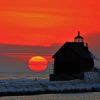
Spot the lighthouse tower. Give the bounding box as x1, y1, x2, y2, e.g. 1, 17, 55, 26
50, 31, 94, 81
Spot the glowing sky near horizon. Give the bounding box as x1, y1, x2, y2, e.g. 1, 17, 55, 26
0, 0, 100, 46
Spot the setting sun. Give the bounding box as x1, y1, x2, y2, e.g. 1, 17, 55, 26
28, 56, 48, 72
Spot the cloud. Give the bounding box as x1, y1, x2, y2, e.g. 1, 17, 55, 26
0, 43, 60, 54
84, 32, 100, 53
0, 44, 60, 73
84, 32, 100, 67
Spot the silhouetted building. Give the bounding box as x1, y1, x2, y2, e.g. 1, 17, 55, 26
50, 32, 94, 81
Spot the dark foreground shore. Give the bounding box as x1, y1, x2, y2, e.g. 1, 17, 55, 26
0, 88, 100, 97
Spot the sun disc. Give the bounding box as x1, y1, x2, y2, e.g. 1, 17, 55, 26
28, 56, 48, 72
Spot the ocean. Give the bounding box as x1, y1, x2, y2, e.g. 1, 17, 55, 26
0, 72, 49, 80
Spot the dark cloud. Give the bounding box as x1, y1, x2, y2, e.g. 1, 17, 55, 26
85, 32, 100, 67
0, 43, 61, 55
0, 44, 61, 73
85, 32, 100, 53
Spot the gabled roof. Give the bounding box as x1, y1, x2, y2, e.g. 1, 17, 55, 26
52, 42, 93, 59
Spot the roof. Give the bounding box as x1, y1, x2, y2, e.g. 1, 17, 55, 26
52, 42, 92, 59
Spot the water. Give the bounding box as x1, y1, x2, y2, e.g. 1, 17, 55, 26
0, 72, 49, 80
0, 92, 100, 100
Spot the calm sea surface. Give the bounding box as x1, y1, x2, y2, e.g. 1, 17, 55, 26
0, 72, 49, 79
0, 92, 100, 100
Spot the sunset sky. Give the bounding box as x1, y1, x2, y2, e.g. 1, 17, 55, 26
0, 0, 100, 73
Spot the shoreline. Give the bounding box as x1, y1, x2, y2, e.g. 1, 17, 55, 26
0, 79, 100, 97
0, 88, 100, 97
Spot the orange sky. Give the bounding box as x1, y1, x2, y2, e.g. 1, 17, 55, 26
0, 0, 100, 46
0, 0, 100, 73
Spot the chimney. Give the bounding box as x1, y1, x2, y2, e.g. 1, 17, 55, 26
85, 43, 88, 49
86, 43, 88, 47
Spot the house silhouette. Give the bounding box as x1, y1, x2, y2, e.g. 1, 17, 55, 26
50, 32, 94, 81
